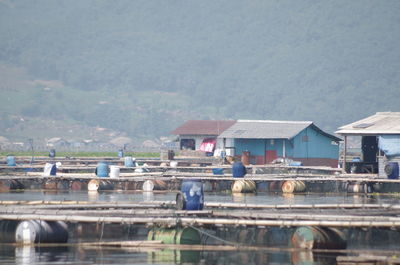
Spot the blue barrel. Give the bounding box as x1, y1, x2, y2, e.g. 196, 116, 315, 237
118, 149, 124, 158
212, 168, 224, 175
124, 156, 135, 167
49, 149, 56, 158
220, 151, 226, 159
95, 162, 109, 177
6, 156, 16, 166
181, 179, 204, 210
385, 162, 399, 179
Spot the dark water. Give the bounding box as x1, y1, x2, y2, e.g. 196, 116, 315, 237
0, 190, 398, 205
0, 191, 399, 264
0, 245, 342, 265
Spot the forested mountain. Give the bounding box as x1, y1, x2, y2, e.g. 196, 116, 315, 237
0, 0, 399, 143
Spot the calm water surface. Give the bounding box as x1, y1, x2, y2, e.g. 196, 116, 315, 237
0, 191, 398, 264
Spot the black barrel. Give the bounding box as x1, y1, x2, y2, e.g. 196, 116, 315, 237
15, 220, 68, 244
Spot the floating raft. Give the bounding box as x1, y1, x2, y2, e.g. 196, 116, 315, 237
0, 172, 398, 193
0, 200, 399, 228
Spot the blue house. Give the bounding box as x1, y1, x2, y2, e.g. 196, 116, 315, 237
218, 120, 341, 167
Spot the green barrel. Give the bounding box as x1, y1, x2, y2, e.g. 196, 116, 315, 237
147, 227, 201, 245
291, 226, 346, 249
148, 249, 200, 264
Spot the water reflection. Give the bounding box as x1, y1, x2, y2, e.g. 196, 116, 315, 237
87, 191, 99, 202
14, 246, 69, 265
148, 249, 201, 264
143, 191, 155, 202
0, 190, 398, 206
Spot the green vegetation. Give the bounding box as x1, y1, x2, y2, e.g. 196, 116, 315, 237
0, 1, 399, 142
0, 151, 159, 158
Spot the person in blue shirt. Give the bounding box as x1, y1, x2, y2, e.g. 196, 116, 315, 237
232, 160, 247, 178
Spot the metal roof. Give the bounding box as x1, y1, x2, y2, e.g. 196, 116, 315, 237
336, 112, 400, 135
218, 120, 315, 139
170, 120, 236, 136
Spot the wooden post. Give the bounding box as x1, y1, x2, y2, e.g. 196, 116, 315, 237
343, 135, 347, 173
283, 140, 286, 158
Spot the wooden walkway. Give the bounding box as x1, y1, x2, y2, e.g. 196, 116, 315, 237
0, 200, 399, 228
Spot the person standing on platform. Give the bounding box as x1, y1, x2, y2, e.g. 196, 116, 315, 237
232, 159, 247, 178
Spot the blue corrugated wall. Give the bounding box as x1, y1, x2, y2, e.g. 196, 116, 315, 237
233, 126, 338, 159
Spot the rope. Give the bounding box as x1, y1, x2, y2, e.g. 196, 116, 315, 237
188, 225, 240, 247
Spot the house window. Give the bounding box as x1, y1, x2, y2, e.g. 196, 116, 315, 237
302, 136, 309, 142
181, 139, 195, 150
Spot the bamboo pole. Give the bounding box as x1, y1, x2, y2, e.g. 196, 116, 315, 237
1, 200, 399, 211
0, 214, 399, 227
1, 207, 398, 223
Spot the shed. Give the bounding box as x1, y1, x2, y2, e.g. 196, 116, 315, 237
218, 120, 341, 167
171, 120, 236, 154
336, 112, 400, 177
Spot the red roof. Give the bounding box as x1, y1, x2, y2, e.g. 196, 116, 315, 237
171, 120, 236, 136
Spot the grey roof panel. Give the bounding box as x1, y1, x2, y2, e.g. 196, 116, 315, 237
218, 120, 313, 139
336, 112, 400, 135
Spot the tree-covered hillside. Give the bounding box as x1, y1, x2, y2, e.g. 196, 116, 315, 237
0, 0, 399, 143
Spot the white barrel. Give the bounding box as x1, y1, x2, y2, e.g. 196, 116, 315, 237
43, 163, 56, 176
109, 166, 120, 178
170, 161, 178, 167
142, 180, 167, 191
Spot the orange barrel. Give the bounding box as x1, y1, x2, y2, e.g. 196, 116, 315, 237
71, 181, 83, 190
0, 180, 23, 192
231, 180, 256, 193
282, 180, 306, 193
291, 226, 346, 249
241, 151, 250, 165
87, 179, 114, 191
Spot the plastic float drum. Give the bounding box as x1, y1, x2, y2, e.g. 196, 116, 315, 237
147, 227, 200, 245
231, 179, 256, 193
43, 163, 57, 176
281, 180, 306, 193
6, 156, 16, 167
49, 149, 56, 158
291, 226, 346, 250
15, 220, 68, 244
0, 180, 24, 192
118, 149, 124, 158
385, 162, 399, 179
109, 165, 120, 178
95, 162, 109, 177
142, 179, 167, 191
87, 179, 114, 191
177, 179, 204, 210
124, 156, 135, 167
0, 220, 20, 243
